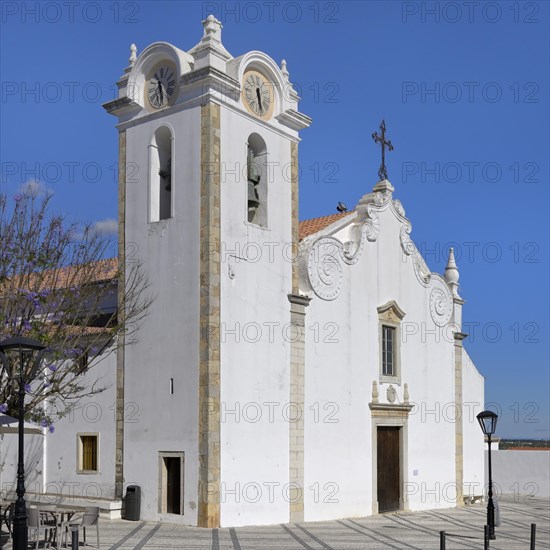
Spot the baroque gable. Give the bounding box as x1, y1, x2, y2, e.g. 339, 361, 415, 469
298, 180, 455, 329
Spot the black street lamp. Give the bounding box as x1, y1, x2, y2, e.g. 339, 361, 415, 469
477, 409, 498, 540
0, 336, 46, 550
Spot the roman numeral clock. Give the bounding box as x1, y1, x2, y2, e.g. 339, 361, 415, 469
146, 62, 177, 110
242, 69, 275, 120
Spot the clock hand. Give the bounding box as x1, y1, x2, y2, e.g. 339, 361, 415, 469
256, 88, 263, 112
158, 80, 163, 103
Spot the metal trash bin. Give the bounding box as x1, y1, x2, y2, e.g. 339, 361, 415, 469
125, 485, 141, 520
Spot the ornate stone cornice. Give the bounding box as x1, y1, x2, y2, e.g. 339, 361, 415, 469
377, 300, 406, 321
276, 109, 312, 131
102, 97, 141, 117
181, 66, 240, 97
368, 402, 414, 418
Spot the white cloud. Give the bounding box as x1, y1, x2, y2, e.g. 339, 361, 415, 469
91, 218, 118, 236
19, 179, 53, 198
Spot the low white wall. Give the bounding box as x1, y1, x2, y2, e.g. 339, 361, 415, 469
0, 430, 44, 497
44, 349, 117, 502
486, 450, 550, 499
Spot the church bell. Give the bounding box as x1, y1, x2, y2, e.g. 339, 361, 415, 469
248, 180, 260, 210
247, 146, 261, 210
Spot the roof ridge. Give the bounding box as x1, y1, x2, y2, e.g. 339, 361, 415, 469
298, 211, 353, 240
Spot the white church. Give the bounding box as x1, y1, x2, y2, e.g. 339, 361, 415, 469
0, 16, 485, 527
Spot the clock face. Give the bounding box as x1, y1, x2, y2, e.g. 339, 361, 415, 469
242, 70, 275, 120
146, 63, 177, 110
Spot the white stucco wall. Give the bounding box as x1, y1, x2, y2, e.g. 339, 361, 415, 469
303, 199, 475, 520
43, 348, 117, 501
0, 427, 44, 498
488, 450, 550, 499
122, 104, 201, 525
462, 349, 485, 500
218, 101, 296, 527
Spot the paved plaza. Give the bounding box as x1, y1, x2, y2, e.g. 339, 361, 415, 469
1, 496, 548, 549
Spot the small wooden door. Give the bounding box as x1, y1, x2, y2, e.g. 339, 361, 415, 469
164, 457, 181, 514
377, 426, 401, 512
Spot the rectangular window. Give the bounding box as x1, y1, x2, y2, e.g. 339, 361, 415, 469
78, 434, 99, 473
382, 325, 395, 377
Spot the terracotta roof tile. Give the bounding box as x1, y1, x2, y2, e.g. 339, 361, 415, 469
298, 212, 353, 241
3, 258, 119, 294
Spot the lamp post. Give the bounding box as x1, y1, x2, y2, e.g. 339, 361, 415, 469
0, 336, 46, 550
477, 409, 498, 540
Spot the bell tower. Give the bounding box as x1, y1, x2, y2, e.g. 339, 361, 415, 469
104, 16, 310, 527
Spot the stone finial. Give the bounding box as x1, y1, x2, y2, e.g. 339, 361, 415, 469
129, 43, 137, 67
202, 14, 223, 42
403, 383, 410, 404
189, 14, 231, 69
444, 247, 461, 298
372, 380, 379, 404
281, 59, 289, 82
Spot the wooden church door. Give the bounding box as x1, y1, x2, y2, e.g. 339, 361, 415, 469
377, 426, 401, 512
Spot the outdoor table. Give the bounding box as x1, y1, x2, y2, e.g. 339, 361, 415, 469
36, 506, 81, 548
1, 501, 81, 547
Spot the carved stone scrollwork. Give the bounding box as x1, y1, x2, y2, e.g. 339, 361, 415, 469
307, 238, 343, 301
306, 205, 383, 300
393, 199, 405, 218
400, 223, 431, 287
302, 185, 450, 303
400, 223, 415, 256
374, 190, 392, 206
364, 204, 381, 242
429, 278, 453, 326
413, 256, 431, 288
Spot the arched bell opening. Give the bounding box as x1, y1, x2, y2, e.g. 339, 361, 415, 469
149, 125, 173, 222
246, 133, 268, 226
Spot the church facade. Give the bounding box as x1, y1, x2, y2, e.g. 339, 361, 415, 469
11, 16, 485, 528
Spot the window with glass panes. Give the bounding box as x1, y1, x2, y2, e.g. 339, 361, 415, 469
382, 325, 395, 377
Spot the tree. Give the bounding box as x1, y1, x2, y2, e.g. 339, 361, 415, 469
0, 190, 151, 429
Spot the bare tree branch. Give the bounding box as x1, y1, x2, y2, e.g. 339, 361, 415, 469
0, 192, 152, 428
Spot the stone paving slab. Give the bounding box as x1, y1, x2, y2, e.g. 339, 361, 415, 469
1, 496, 548, 549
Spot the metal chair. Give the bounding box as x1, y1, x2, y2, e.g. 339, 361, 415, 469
2, 502, 14, 543
61, 506, 100, 548
27, 507, 57, 549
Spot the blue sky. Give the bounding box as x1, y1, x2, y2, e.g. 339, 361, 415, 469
1, 1, 548, 438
